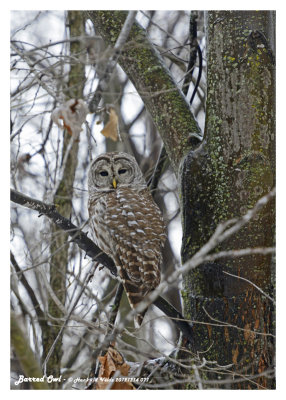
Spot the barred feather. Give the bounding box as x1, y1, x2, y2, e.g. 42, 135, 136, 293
88, 153, 166, 325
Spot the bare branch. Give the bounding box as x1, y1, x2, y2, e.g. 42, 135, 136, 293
182, 187, 276, 270
11, 312, 49, 389
88, 11, 137, 112
10, 188, 116, 274
86, 10, 202, 171
10, 188, 194, 346
107, 188, 276, 335
222, 270, 275, 303
11, 186, 275, 359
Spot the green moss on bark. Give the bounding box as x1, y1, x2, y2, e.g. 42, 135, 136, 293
42, 11, 86, 382
86, 10, 201, 171
180, 11, 275, 388
11, 313, 49, 390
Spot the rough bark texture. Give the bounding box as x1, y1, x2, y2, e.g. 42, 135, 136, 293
11, 313, 49, 390
86, 10, 202, 171
180, 11, 275, 388
42, 11, 86, 381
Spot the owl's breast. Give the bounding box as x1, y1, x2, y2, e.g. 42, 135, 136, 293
88, 187, 166, 266
105, 187, 166, 246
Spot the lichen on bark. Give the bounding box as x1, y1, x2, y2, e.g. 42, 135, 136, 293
42, 11, 86, 382
180, 11, 275, 388
86, 10, 202, 171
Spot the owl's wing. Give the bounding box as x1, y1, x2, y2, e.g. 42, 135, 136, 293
104, 188, 166, 291
88, 194, 113, 257
89, 188, 165, 326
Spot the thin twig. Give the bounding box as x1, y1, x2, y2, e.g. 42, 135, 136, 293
182, 12, 198, 97
148, 146, 168, 191
189, 45, 203, 105
202, 246, 275, 262
108, 283, 124, 329
10, 188, 117, 275
10, 251, 48, 330
193, 363, 203, 389
42, 265, 97, 375
11, 187, 275, 352
88, 11, 137, 112
11, 42, 58, 100
11, 36, 101, 54
202, 306, 275, 338
222, 270, 275, 303
139, 11, 182, 47
107, 188, 276, 334
88, 283, 124, 382
10, 188, 194, 346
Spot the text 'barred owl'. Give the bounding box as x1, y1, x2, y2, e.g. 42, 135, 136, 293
88, 152, 166, 325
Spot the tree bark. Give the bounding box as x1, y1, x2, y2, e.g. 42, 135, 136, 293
180, 11, 275, 389
86, 10, 202, 171
10, 10, 276, 390
10, 188, 195, 350
42, 11, 86, 381
11, 313, 49, 390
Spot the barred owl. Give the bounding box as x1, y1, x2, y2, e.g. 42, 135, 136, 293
88, 152, 166, 325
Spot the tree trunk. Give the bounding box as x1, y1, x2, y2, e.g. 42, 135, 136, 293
86, 10, 202, 171
11, 313, 49, 390
180, 11, 275, 389
42, 11, 86, 381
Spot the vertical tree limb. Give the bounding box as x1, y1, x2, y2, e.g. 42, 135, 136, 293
11, 313, 49, 390
43, 11, 86, 381
86, 10, 202, 171
88, 11, 137, 113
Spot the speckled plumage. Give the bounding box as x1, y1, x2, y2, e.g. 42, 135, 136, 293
88, 152, 166, 325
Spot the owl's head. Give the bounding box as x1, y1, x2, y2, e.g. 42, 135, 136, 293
88, 152, 145, 191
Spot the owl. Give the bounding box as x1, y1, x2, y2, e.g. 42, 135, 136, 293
88, 152, 166, 325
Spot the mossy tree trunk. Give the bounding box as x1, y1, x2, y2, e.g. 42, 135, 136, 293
11, 313, 49, 390
77, 10, 274, 388
42, 11, 86, 382
86, 11, 202, 171
180, 11, 275, 388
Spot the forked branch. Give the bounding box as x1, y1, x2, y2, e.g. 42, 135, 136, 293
10, 188, 195, 348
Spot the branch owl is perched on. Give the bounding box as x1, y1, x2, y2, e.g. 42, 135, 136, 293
88, 152, 166, 325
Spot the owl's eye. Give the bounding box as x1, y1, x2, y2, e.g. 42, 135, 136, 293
118, 168, 127, 175
99, 170, 108, 177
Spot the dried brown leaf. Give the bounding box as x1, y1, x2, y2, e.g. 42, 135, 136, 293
100, 108, 119, 141
52, 99, 89, 137
96, 346, 135, 390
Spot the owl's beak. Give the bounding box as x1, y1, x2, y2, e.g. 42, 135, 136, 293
112, 177, 117, 189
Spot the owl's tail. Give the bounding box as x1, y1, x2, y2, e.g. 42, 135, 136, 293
122, 279, 148, 327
